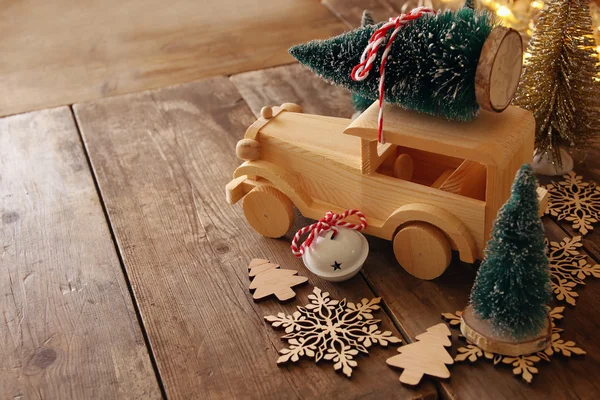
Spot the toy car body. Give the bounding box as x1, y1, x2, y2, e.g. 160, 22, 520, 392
226, 102, 547, 279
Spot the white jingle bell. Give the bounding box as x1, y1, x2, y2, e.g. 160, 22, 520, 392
302, 227, 369, 282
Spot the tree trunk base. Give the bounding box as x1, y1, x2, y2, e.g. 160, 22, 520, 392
460, 305, 552, 356
532, 148, 574, 176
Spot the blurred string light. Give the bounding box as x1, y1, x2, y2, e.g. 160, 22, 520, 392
473, 1, 600, 65
419, 0, 600, 77
407, 0, 599, 46
592, 2, 600, 54
473, 0, 598, 38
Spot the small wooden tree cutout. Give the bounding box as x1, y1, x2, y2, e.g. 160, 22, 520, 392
248, 258, 308, 302
386, 323, 454, 385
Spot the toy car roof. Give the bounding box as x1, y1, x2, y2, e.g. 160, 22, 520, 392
344, 103, 534, 168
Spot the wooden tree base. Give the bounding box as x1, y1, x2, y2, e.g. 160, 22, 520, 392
460, 305, 552, 357
475, 26, 522, 113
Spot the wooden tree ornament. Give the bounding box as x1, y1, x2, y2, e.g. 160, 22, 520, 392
248, 258, 307, 302
386, 323, 454, 385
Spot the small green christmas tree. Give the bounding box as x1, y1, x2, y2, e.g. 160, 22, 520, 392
352, 10, 377, 114
470, 164, 551, 339
290, 8, 494, 121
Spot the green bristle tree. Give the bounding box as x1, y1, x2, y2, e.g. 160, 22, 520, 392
470, 164, 551, 339
352, 10, 377, 114
290, 8, 495, 121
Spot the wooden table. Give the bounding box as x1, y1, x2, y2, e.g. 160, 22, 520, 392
2, 3, 599, 399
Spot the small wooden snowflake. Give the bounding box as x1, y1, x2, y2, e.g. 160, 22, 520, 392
442, 307, 585, 383
265, 287, 402, 377
547, 236, 600, 305
545, 172, 600, 235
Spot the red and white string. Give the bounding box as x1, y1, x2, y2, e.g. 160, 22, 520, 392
291, 210, 368, 257
351, 7, 436, 143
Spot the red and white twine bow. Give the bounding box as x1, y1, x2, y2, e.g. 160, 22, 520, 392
351, 7, 436, 143
291, 210, 368, 257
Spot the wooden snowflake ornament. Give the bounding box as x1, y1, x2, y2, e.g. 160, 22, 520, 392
264, 287, 401, 377
545, 172, 600, 235
443, 307, 586, 383
386, 323, 454, 385
248, 258, 308, 302
547, 236, 600, 305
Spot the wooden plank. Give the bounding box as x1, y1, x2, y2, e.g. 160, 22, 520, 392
230, 64, 600, 397
321, 0, 463, 28
73, 77, 437, 399
438, 160, 487, 201
0, 0, 345, 117
321, 0, 403, 28
231, 64, 355, 119
538, 163, 600, 262
363, 219, 600, 399
0, 108, 161, 399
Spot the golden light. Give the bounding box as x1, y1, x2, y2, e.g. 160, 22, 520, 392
471, 0, 600, 77
531, 1, 544, 10
496, 5, 512, 18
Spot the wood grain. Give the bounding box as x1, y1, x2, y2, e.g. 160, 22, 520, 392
474, 27, 523, 112
386, 323, 453, 386
364, 219, 600, 399
230, 64, 354, 119
0, 0, 344, 117
538, 166, 600, 263
0, 108, 161, 399
321, 0, 464, 28
321, 0, 403, 28
460, 305, 552, 357
393, 222, 452, 280
73, 77, 437, 399
231, 63, 600, 398
248, 260, 308, 302
243, 186, 295, 238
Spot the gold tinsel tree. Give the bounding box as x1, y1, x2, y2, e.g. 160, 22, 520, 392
513, 0, 600, 168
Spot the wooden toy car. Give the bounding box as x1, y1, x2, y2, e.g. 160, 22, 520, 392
226, 102, 547, 279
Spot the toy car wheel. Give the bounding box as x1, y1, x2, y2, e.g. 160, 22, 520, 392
393, 222, 451, 280
243, 186, 294, 238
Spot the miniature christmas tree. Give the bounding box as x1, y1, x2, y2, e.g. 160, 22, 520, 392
512, 0, 600, 169
469, 164, 551, 339
351, 10, 377, 115
290, 8, 495, 121
248, 259, 308, 302
386, 323, 453, 385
